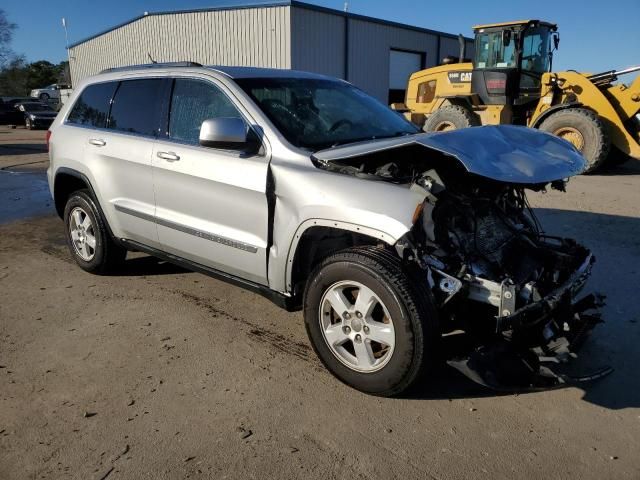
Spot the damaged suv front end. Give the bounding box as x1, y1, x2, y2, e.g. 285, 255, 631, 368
314, 125, 610, 390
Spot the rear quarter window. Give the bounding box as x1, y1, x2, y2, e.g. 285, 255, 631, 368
67, 82, 117, 128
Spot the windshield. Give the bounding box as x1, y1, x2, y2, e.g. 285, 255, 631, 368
235, 78, 418, 150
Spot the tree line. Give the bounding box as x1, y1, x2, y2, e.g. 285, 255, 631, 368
0, 8, 70, 96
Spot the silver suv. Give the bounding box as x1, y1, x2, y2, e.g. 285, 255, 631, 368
47, 63, 608, 396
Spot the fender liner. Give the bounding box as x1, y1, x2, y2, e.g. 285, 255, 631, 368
530, 102, 584, 129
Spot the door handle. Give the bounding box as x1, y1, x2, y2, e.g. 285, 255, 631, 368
157, 151, 180, 162
88, 138, 106, 147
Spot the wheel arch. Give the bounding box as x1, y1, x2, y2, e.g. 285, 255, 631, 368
530, 102, 584, 129
53, 167, 118, 242
285, 220, 399, 302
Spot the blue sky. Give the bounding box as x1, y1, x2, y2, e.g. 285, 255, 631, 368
3, 0, 639, 74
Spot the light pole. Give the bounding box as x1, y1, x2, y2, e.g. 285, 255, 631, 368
61, 17, 71, 85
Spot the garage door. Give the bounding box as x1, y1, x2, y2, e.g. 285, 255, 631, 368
388, 49, 423, 104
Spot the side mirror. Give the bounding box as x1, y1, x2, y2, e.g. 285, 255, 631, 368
502, 30, 511, 47
553, 33, 560, 50
199, 117, 249, 149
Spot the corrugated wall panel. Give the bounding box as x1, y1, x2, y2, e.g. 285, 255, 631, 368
69, 6, 291, 85
290, 8, 345, 78
347, 19, 439, 102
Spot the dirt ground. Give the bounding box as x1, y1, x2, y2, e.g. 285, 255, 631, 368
0, 125, 639, 480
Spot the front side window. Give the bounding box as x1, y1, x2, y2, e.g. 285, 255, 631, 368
168, 78, 242, 145
236, 78, 418, 150
67, 82, 117, 128
108, 79, 165, 136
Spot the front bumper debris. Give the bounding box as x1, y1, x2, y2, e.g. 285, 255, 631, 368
447, 292, 612, 391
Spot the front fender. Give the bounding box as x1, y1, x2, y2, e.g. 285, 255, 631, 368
267, 160, 427, 293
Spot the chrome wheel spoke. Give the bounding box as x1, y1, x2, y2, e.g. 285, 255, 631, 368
72, 209, 83, 229
85, 233, 96, 249
81, 215, 92, 230
324, 324, 347, 347
354, 284, 377, 318
325, 288, 352, 316
353, 339, 375, 369
366, 322, 395, 347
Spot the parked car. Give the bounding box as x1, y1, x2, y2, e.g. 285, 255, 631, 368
2, 97, 37, 108
47, 64, 609, 396
30, 83, 71, 102
16, 101, 58, 129
0, 99, 24, 125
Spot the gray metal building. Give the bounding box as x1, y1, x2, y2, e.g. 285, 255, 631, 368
68, 1, 473, 103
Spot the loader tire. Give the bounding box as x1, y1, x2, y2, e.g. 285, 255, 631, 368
538, 108, 610, 173
423, 105, 479, 132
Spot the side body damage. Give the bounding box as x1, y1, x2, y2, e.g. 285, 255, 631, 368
313, 126, 611, 390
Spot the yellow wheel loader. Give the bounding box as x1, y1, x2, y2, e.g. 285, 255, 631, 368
398, 20, 640, 172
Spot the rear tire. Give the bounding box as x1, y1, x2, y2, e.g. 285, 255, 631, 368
303, 246, 439, 397
63, 190, 127, 274
538, 108, 610, 173
423, 105, 479, 132
25, 118, 32, 130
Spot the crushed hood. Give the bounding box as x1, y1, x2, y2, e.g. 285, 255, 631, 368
313, 125, 587, 184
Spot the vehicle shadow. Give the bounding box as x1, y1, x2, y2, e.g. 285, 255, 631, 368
595, 158, 640, 176
406, 207, 640, 410
0, 144, 48, 156
116, 254, 189, 276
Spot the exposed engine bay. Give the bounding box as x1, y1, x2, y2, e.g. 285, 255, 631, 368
315, 137, 611, 390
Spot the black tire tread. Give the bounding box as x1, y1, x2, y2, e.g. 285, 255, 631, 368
538, 108, 610, 173
423, 104, 479, 132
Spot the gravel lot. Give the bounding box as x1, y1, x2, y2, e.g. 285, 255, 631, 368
1, 126, 639, 479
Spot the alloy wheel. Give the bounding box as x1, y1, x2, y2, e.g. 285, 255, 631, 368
319, 280, 396, 373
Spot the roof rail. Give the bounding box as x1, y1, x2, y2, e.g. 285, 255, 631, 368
100, 61, 203, 74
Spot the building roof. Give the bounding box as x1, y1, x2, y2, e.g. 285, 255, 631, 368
69, 0, 473, 49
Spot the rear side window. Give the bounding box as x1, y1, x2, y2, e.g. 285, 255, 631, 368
108, 79, 165, 137
168, 79, 242, 145
67, 82, 117, 128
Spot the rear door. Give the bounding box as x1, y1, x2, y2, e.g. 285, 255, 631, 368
152, 77, 270, 285
81, 78, 168, 248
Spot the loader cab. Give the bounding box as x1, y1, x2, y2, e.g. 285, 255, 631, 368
472, 20, 558, 112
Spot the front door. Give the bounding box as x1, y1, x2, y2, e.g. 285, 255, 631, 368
152, 77, 270, 285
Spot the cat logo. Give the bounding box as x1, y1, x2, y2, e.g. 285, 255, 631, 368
448, 71, 473, 83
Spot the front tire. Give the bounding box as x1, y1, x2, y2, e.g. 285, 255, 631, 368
538, 108, 610, 173
25, 118, 33, 130
303, 246, 439, 396
39, 93, 50, 102
423, 105, 479, 132
63, 190, 126, 274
